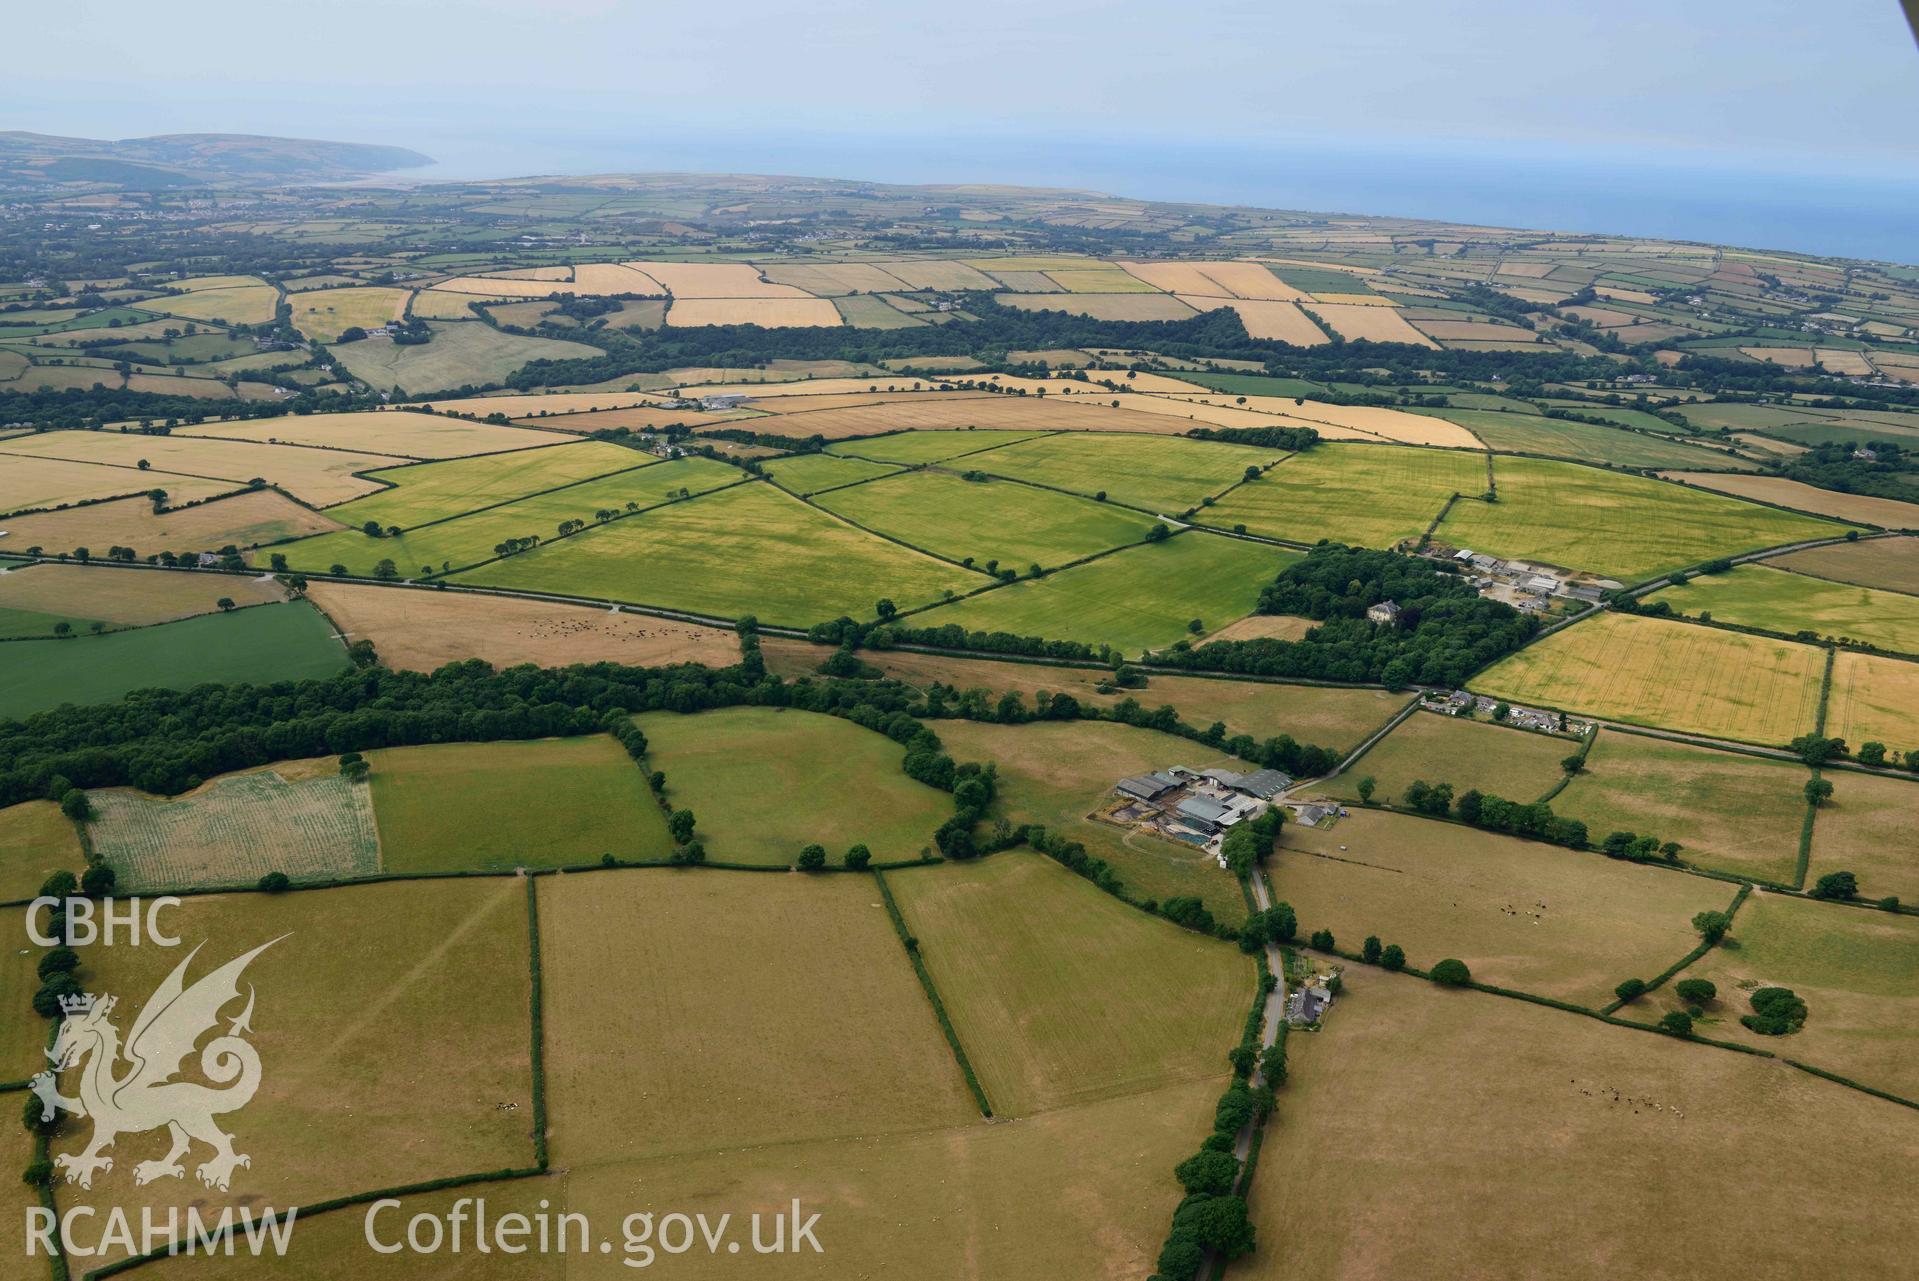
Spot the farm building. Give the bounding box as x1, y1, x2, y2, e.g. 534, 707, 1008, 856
1116, 771, 1182, 802
700, 393, 752, 411
1287, 980, 1336, 1025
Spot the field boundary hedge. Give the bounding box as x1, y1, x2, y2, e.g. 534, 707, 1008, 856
1600, 882, 1751, 1015
524, 877, 549, 1170
871, 868, 993, 1117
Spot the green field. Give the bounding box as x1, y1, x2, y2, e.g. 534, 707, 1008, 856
827, 428, 1046, 464
1177, 372, 1330, 398
311, 440, 644, 528
1807, 769, 1919, 905
888, 851, 1252, 1114
1322, 712, 1573, 806
818, 468, 1156, 569
974, 431, 1282, 513
913, 531, 1292, 656
1437, 457, 1848, 582
1553, 730, 1810, 883
370, 735, 672, 871
0, 601, 346, 721
634, 706, 953, 864
1647, 563, 1919, 651
328, 320, 602, 395
763, 451, 900, 495
1206, 443, 1486, 547
0, 799, 82, 900
454, 480, 981, 625
280, 456, 741, 577
930, 718, 1256, 927
1420, 408, 1743, 469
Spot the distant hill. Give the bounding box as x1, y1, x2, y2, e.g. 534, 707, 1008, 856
0, 131, 432, 191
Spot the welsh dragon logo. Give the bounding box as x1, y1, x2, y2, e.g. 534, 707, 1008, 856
30, 938, 284, 1192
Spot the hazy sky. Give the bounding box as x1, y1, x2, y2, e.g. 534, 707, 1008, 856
9, 0, 1916, 178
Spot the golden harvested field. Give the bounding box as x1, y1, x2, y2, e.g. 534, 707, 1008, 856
1826, 650, 1919, 750
1119, 260, 1245, 295
0, 431, 406, 508
404, 288, 496, 318
514, 404, 751, 433
1320, 712, 1573, 806
1234, 966, 1919, 1281
998, 291, 1201, 321
0, 798, 83, 900
761, 261, 914, 294
431, 275, 580, 297
633, 260, 809, 298
0, 562, 281, 627
410, 390, 667, 417
665, 296, 844, 327
1309, 302, 1440, 347
0, 486, 340, 554
1313, 291, 1395, 306
711, 395, 1191, 440
1808, 769, 1919, 904
1176, 394, 1484, 448
305, 580, 739, 672
676, 375, 939, 397
1646, 892, 1919, 1102
890, 852, 1252, 1114
183, 409, 566, 459
1771, 535, 1919, 594
572, 261, 667, 294
1201, 612, 1318, 643
1278, 809, 1731, 1006
53, 877, 536, 1265
288, 286, 408, 341
1660, 472, 1919, 528
1472, 612, 1826, 745
1181, 297, 1330, 344
1417, 318, 1544, 344
539, 870, 978, 1164
0, 453, 234, 516
1046, 266, 1162, 292
146, 281, 279, 324
1554, 731, 1809, 883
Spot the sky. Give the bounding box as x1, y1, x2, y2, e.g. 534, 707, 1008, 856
6, 0, 1918, 255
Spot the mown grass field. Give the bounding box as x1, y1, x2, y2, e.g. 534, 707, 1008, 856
1321, 712, 1572, 806
1234, 966, 1919, 1281
1648, 563, 1919, 651
455, 481, 980, 625
329, 320, 602, 395
1471, 611, 1826, 745
1207, 443, 1485, 547
828, 427, 1046, 463
0, 562, 282, 636
53, 877, 535, 1265
92, 761, 379, 890
889, 851, 1252, 1114
762, 641, 1409, 754
913, 531, 1290, 655
1438, 458, 1848, 582
297, 439, 645, 530
973, 431, 1283, 513
539, 870, 978, 1165
0, 600, 347, 721
1647, 891, 1919, 1102
0, 453, 235, 517
369, 736, 672, 872
762, 450, 899, 495
635, 706, 954, 864
1278, 809, 1732, 1007
1659, 471, 1919, 530
0, 799, 81, 900
1772, 535, 1919, 594
287, 286, 409, 342
1420, 408, 1743, 469
1823, 650, 1919, 754
1807, 769, 1919, 905
304, 580, 738, 673
185, 409, 564, 460
280, 457, 741, 578
928, 718, 1253, 926
1, 429, 404, 509
818, 468, 1156, 569
1553, 731, 1809, 884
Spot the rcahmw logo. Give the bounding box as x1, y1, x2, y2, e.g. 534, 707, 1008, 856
24, 937, 299, 1262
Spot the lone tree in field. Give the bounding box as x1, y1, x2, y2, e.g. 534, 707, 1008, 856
1614, 978, 1648, 1003
1356, 776, 1376, 804
1362, 935, 1382, 964
796, 844, 827, 871
1659, 1011, 1693, 1037
1804, 777, 1833, 807
844, 844, 872, 871
1430, 958, 1471, 986
1381, 943, 1406, 971
215, 597, 236, 613
1691, 910, 1733, 946
668, 810, 697, 844
1810, 870, 1858, 901
1675, 978, 1716, 1007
